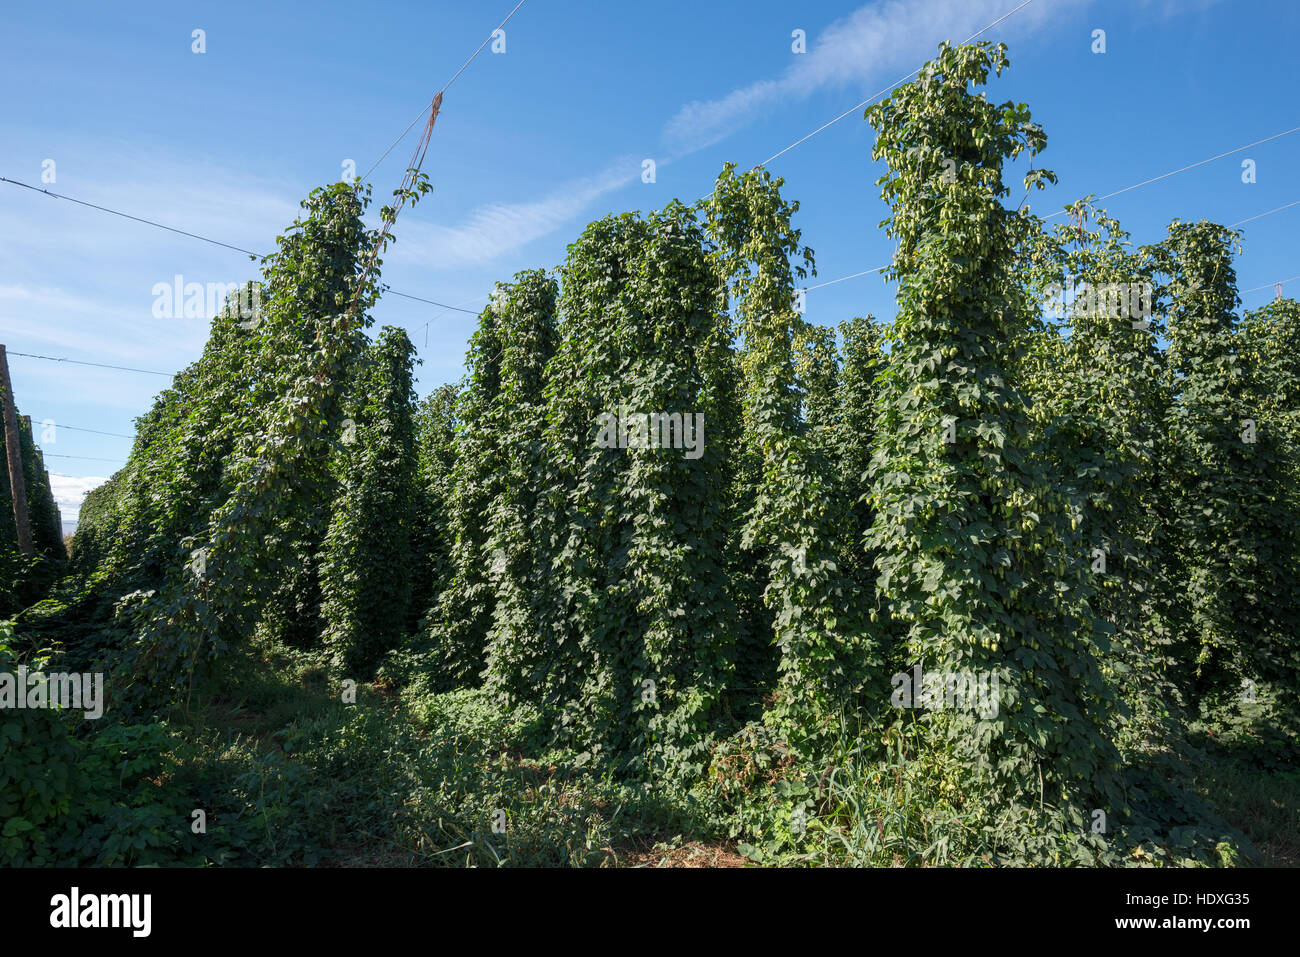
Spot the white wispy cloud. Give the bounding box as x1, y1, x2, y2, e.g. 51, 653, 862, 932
663, 0, 1087, 155
0, 147, 300, 407
392, 158, 642, 270
399, 0, 1086, 270
48, 473, 109, 520
0, 282, 198, 414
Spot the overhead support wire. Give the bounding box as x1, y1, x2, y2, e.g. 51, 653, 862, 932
755, 0, 1038, 169
5, 351, 174, 377
0, 176, 262, 258
803, 132, 1300, 295
360, 0, 529, 182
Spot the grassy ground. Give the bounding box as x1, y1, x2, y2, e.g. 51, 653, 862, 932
138, 644, 1296, 868
1188, 723, 1300, 867
175, 647, 720, 867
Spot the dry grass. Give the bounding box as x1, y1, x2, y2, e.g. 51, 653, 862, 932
613, 839, 748, 868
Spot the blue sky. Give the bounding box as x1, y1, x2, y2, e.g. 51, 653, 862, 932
2, 0, 1297, 522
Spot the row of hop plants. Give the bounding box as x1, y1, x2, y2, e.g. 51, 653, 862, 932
408, 42, 1299, 860
8, 40, 1299, 864
0, 397, 66, 617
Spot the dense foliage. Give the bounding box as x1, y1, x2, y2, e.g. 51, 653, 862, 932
3, 41, 1297, 868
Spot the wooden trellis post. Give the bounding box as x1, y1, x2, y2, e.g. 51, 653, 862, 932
0, 344, 34, 556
